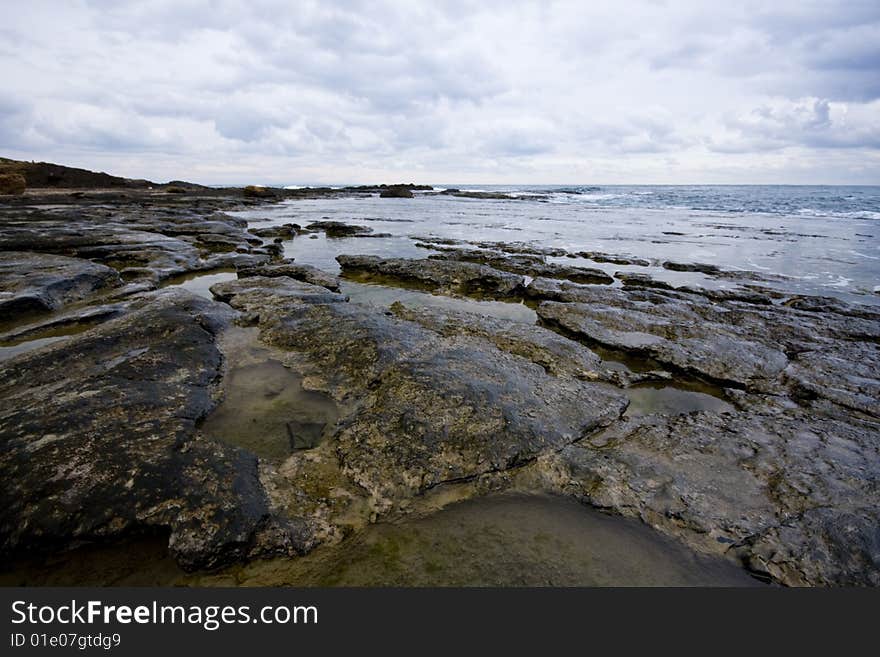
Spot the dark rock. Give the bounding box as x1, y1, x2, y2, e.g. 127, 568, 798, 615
0, 290, 316, 569
576, 251, 651, 267
0, 208, 266, 282
677, 285, 774, 305
261, 242, 284, 258
438, 190, 544, 201
617, 272, 773, 305
389, 302, 606, 380
615, 272, 677, 291
783, 295, 880, 320
222, 289, 628, 512
242, 185, 275, 198
0, 158, 154, 189
470, 241, 568, 258
379, 186, 414, 198
0, 303, 128, 345
523, 277, 595, 302
305, 221, 374, 237
411, 236, 463, 247
783, 343, 880, 417
662, 261, 721, 275
250, 224, 298, 240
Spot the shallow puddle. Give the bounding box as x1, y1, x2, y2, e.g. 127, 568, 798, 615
199, 327, 339, 461
0, 493, 761, 586
0, 319, 107, 362
161, 269, 237, 299
624, 382, 734, 417
0, 335, 70, 361
201, 359, 339, 460
282, 232, 431, 274
252, 493, 760, 586
341, 279, 538, 324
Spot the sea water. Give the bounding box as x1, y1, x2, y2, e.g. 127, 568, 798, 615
232, 184, 880, 305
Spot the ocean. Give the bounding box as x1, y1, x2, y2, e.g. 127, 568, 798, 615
232, 185, 880, 305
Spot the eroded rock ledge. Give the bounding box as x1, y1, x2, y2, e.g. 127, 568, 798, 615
1, 192, 878, 586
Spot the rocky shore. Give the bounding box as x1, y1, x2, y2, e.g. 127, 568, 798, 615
1, 165, 878, 586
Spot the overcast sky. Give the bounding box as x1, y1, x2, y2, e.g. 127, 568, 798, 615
1, 0, 879, 184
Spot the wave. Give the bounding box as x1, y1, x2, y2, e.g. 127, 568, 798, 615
796, 208, 880, 220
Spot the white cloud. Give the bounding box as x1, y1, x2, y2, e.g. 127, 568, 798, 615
0, 0, 877, 184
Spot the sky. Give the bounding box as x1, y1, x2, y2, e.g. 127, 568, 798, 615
1, 0, 879, 185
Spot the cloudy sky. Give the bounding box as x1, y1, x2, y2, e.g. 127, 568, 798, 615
1, 0, 879, 184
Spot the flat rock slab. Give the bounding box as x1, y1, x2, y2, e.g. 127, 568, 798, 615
528, 281, 880, 416
389, 302, 609, 381
216, 277, 627, 513
0, 208, 275, 282
0, 251, 121, 318
429, 248, 613, 284
337, 254, 526, 298
237, 260, 342, 292
550, 407, 880, 586
538, 300, 788, 391
210, 276, 348, 316
0, 290, 315, 569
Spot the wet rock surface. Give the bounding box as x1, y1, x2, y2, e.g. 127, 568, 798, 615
237, 259, 342, 292
337, 254, 527, 298
576, 251, 651, 267
1, 183, 878, 586
305, 221, 374, 237
249, 223, 299, 240
0, 251, 121, 321
0, 291, 316, 570
429, 247, 614, 284
537, 299, 789, 392
216, 279, 627, 514
542, 404, 880, 586
0, 203, 275, 284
